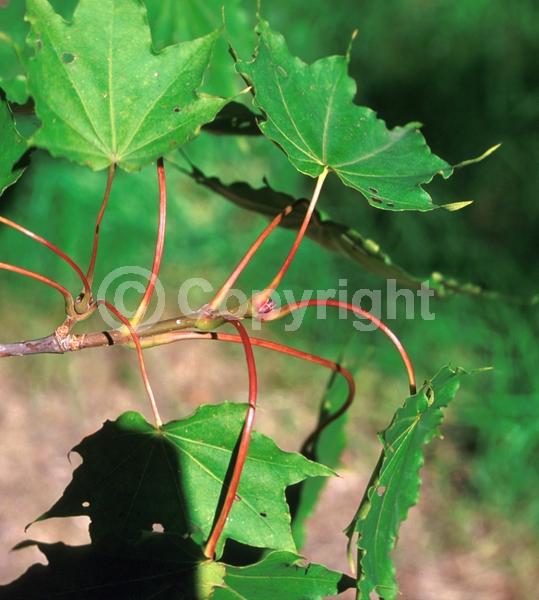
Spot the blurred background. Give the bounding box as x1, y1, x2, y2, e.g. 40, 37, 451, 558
0, 0, 538, 598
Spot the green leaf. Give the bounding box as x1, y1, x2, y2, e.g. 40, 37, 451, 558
25, 0, 228, 171
291, 364, 351, 549
144, 0, 254, 97
346, 366, 465, 600
0, 98, 27, 195
2, 537, 353, 600
238, 20, 452, 211
33, 403, 332, 557
211, 551, 355, 599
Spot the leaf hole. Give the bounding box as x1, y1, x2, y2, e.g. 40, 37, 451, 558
152, 523, 164, 532
376, 486, 386, 497
369, 187, 379, 194
173, 106, 181, 113
370, 197, 383, 204
259, 512, 267, 518
62, 52, 76, 64
82, 500, 90, 508
67, 451, 82, 468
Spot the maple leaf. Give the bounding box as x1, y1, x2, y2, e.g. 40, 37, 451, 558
33, 403, 332, 557
238, 20, 453, 211
26, 0, 228, 171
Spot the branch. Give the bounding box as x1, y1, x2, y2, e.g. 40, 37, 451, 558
0, 335, 63, 358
